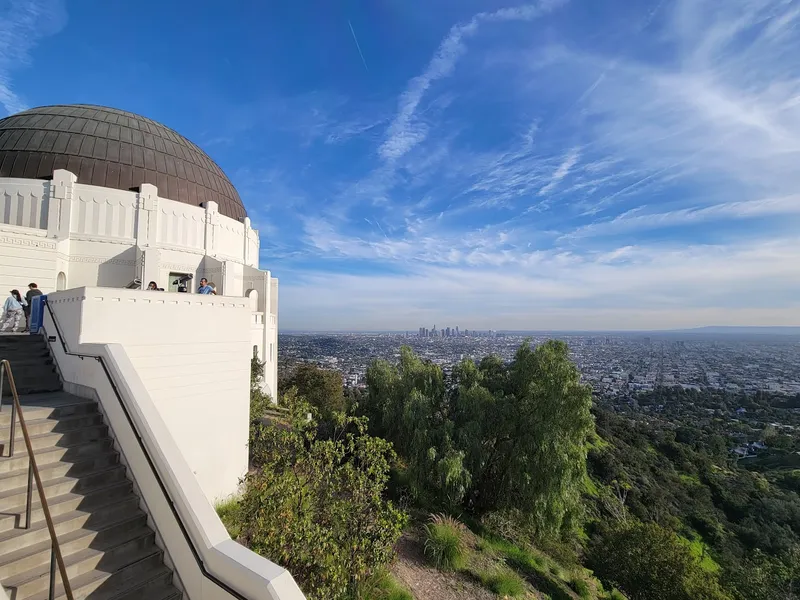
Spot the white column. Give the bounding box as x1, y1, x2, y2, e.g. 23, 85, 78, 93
47, 169, 76, 239
203, 201, 219, 256
243, 217, 252, 266
140, 248, 162, 289
136, 183, 159, 247
221, 260, 242, 296
271, 277, 278, 400
261, 270, 275, 401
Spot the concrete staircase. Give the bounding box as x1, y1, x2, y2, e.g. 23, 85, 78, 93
0, 335, 182, 600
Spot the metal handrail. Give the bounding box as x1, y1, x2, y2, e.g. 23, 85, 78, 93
1, 359, 74, 600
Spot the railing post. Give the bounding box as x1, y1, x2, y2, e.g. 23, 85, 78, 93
9, 392, 15, 458
1, 365, 4, 412
26, 460, 34, 529
49, 543, 56, 600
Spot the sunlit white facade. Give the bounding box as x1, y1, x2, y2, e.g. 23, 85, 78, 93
0, 169, 278, 398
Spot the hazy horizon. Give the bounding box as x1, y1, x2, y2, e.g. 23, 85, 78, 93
281, 325, 800, 335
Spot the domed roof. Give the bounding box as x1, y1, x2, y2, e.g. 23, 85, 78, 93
0, 104, 246, 220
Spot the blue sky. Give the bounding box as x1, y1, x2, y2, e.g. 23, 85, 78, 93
2, 0, 800, 331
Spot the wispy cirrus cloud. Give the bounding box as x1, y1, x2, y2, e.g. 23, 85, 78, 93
379, 0, 567, 162
0, 0, 66, 115
563, 195, 800, 240
539, 147, 580, 196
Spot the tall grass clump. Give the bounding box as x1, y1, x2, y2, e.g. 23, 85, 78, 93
357, 570, 413, 600
214, 498, 241, 539
423, 513, 468, 571
485, 570, 526, 596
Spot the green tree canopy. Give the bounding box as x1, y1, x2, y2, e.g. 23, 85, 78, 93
283, 363, 345, 421
590, 522, 730, 600
361, 340, 595, 538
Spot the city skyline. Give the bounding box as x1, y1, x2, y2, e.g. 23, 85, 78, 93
283, 325, 800, 335
3, 0, 800, 330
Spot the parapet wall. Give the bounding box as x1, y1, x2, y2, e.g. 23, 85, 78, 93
0, 170, 260, 269
47, 286, 252, 503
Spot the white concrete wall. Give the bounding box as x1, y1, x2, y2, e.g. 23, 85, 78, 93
0, 225, 58, 295
47, 286, 252, 503
70, 183, 137, 241
0, 178, 49, 230
157, 199, 206, 253
42, 310, 305, 600
0, 174, 269, 299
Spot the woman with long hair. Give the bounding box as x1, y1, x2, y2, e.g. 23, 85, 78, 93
1, 289, 26, 332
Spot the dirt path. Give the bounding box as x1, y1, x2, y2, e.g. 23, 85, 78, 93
391, 531, 496, 600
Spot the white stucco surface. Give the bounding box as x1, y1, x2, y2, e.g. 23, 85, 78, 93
48, 287, 252, 503
0, 169, 277, 399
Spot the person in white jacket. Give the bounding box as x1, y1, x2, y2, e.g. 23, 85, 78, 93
1, 290, 26, 332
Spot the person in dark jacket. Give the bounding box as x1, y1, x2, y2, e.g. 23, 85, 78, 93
23, 283, 42, 332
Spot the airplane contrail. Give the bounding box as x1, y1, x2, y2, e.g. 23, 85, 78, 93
348, 19, 369, 72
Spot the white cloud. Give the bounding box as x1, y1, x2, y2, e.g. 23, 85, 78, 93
563, 194, 800, 239
0, 0, 66, 115
379, 1, 566, 162
280, 236, 800, 330
538, 147, 580, 195
556, 0, 800, 211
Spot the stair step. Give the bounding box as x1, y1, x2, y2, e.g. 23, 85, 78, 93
0, 495, 140, 556
0, 463, 126, 513
0, 478, 133, 533
5, 412, 105, 440
0, 513, 149, 580
0, 356, 54, 369
0, 356, 51, 367
6, 533, 162, 598
29, 563, 176, 600
0, 343, 50, 354
0, 423, 109, 456
0, 438, 114, 475
0, 397, 97, 428
0, 335, 48, 345
2, 375, 61, 394
3, 367, 61, 386
0, 451, 120, 507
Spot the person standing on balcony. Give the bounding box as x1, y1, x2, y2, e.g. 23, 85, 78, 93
23, 283, 42, 332
197, 278, 214, 294
1, 290, 26, 332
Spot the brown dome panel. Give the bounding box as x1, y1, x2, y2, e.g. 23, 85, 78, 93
0, 104, 246, 220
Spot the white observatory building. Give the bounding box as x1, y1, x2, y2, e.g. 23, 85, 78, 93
0, 104, 279, 501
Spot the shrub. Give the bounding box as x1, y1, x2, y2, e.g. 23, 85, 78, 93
423, 514, 468, 571
241, 399, 407, 600
572, 577, 591, 598
486, 570, 526, 596
590, 521, 729, 600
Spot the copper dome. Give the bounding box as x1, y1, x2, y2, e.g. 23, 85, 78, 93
0, 104, 246, 221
